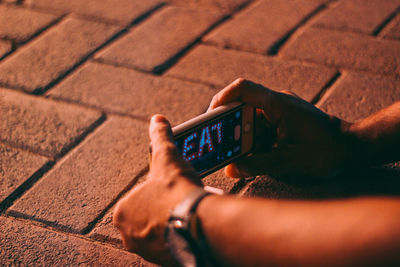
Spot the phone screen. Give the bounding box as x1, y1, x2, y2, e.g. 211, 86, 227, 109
174, 107, 243, 175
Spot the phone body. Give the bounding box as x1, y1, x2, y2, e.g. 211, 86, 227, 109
173, 102, 255, 178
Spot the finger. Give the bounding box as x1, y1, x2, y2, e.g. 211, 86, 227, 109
149, 115, 199, 181
208, 78, 279, 109
281, 90, 300, 98
208, 78, 286, 124
149, 114, 174, 148
224, 151, 285, 178
149, 114, 180, 164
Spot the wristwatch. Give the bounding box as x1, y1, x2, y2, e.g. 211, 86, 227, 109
166, 187, 221, 267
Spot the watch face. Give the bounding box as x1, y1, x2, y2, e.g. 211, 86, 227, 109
167, 224, 197, 266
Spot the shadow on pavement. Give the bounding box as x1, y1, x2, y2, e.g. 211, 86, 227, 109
242, 163, 400, 200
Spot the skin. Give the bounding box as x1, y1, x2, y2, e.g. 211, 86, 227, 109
113, 78, 400, 266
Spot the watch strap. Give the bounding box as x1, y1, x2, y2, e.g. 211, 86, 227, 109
167, 188, 221, 267
170, 188, 210, 219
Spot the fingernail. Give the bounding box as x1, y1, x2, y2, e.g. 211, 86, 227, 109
226, 164, 241, 178
231, 165, 240, 176
151, 114, 166, 123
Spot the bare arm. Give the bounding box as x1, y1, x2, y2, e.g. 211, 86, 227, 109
198, 78, 400, 266
347, 102, 400, 166
198, 195, 400, 267
114, 79, 400, 266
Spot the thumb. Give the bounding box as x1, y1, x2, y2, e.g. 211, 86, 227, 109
224, 151, 285, 178
149, 115, 178, 165
149, 114, 174, 147
149, 115, 200, 183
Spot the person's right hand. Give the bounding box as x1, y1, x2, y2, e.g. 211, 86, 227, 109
208, 78, 354, 179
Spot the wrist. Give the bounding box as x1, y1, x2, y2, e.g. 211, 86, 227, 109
166, 188, 222, 266
341, 121, 375, 168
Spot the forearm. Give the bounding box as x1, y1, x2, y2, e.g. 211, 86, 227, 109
197, 195, 400, 267
346, 102, 400, 165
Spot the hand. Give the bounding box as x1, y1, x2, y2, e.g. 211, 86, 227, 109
209, 78, 352, 179
113, 115, 202, 264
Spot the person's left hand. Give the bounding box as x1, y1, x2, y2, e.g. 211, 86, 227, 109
113, 115, 202, 264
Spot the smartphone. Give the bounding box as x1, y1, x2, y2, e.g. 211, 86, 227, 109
173, 102, 255, 178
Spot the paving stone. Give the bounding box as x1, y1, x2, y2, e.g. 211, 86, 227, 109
318, 72, 400, 122
0, 88, 102, 158
280, 28, 400, 77
381, 14, 400, 40
89, 171, 151, 247
203, 169, 239, 193
9, 117, 150, 233
312, 0, 400, 34
0, 40, 11, 58
89, 209, 122, 246
0, 17, 120, 93
0, 216, 155, 266
0, 4, 58, 42
0, 144, 48, 204
89, 168, 238, 246
47, 62, 215, 125
239, 175, 307, 199
241, 168, 400, 199
166, 0, 250, 12
166, 45, 337, 101
204, 0, 325, 54
28, 0, 162, 26
96, 6, 223, 73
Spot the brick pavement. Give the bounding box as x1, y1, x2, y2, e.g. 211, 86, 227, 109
0, 0, 399, 265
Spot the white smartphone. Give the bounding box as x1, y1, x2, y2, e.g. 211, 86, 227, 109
172, 102, 255, 178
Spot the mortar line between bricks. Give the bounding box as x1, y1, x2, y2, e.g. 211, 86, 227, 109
56, 114, 107, 160
0, 161, 54, 214
161, 71, 220, 88
0, 14, 66, 62
9, 80, 206, 125
316, 71, 349, 108
311, 71, 341, 105
1, 214, 128, 252
0, 116, 108, 217
92, 57, 163, 76
81, 167, 150, 235
153, 16, 232, 74
269, 3, 328, 55
2, 113, 149, 236
0, 47, 13, 61
31, 28, 129, 95
89, 232, 122, 248
42, 94, 155, 123
229, 177, 253, 194
197, 42, 348, 71
20, 1, 166, 28
90, 58, 220, 90
373, 6, 400, 36
6, 166, 150, 236
230, 0, 259, 15
0, 138, 52, 159
31, 4, 167, 96
15, 13, 65, 46
16, 15, 65, 46
271, 54, 400, 79
0, 108, 107, 159
153, 0, 261, 75
69, 2, 167, 27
